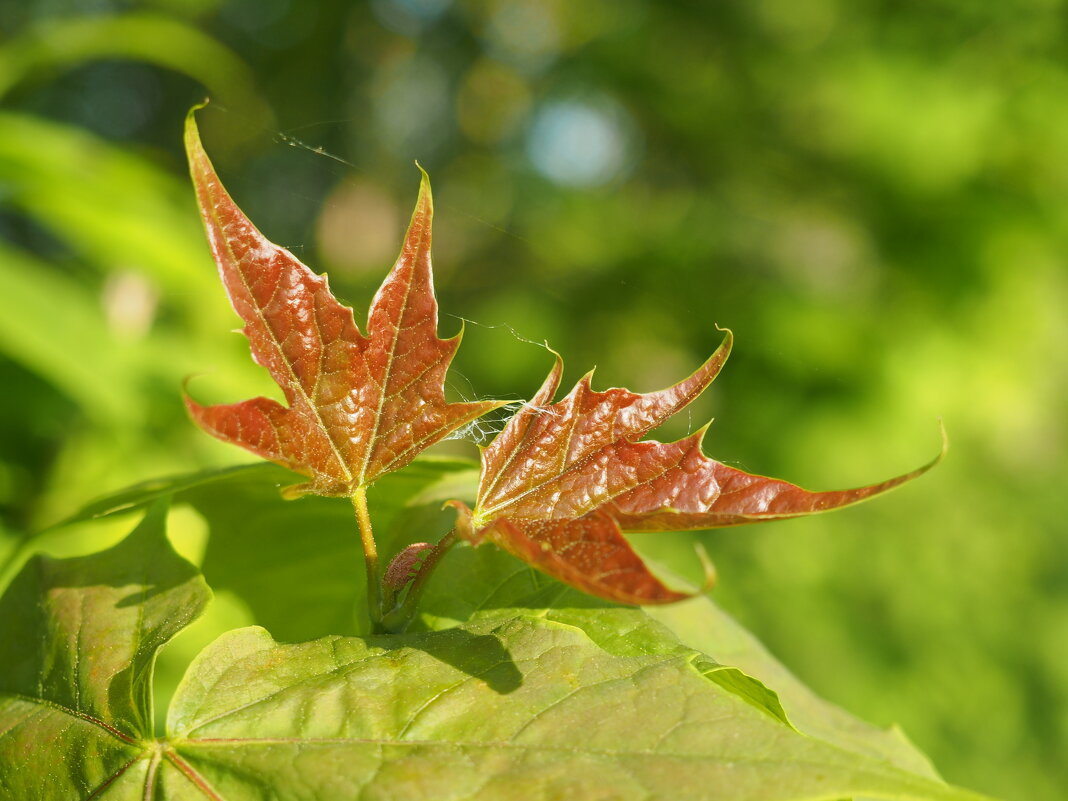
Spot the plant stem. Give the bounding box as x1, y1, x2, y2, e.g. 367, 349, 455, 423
381, 529, 458, 633
351, 486, 382, 631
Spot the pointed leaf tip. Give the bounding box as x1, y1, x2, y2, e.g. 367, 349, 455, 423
185, 124, 504, 493
183, 102, 211, 163
468, 335, 939, 605
936, 417, 950, 459
413, 160, 433, 215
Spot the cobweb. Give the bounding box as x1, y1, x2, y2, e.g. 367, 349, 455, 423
442, 316, 565, 445
443, 400, 525, 445
234, 117, 573, 446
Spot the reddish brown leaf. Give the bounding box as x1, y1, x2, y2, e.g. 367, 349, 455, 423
452, 330, 942, 605
183, 111, 505, 495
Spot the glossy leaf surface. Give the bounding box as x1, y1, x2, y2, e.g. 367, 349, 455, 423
416, 539, 941, 780
163, 619, 986, 801
0, 502, 208, 799
1, 467, 995, 801
0, 508, 992, 801
454, 332, 940, 605
183, 110, 504, 495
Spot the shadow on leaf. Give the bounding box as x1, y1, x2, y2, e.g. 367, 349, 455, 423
376, 626, 523, 695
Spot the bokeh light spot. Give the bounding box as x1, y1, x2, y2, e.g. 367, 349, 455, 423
456, 59, 531, 144
316, 180, 401, 277
370, 0, 452, 36
372, 55, 452, 157
526, 98, 634, 187
485, 0, 560, 74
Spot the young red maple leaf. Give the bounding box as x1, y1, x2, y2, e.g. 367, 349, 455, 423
450, 330, 941, 605
183, 111, 506, 496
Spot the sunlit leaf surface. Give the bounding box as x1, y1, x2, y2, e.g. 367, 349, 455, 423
0, 507, 991, 801
0, 502, 208, 799
184, 111, 505, 496
453, 333, 940, 605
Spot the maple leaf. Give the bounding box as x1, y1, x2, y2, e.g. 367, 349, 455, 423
183, 110, 505, 496
450, 330, 942, 606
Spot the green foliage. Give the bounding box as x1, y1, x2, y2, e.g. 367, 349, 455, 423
1, 469, 994, 800
0, 3, 1063, 800
0, 503, 206, 797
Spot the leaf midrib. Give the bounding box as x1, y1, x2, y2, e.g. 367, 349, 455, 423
206, 190, 353, 487
477, 374, 713, 523
166, 737, 990, 801
0, 689, 139, 745
479, 434, 691, 526
358, 224, 424, 487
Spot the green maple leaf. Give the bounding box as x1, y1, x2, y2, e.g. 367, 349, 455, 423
0, 484, 994, 801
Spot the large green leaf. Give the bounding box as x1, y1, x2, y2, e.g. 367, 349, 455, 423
160, 616, 990, 801
0, 515, 992, 801
473, 534, 942, 781
3, 464, 995, 800
36, 457, 479, 640
0, 501, 209, 799
646, 596, 940, 781
412, 542, 939, 781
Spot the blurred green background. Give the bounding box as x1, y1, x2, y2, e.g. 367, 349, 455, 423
0, 2, 1064, 799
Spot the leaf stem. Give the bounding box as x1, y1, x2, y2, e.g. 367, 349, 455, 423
351, 487, 383, 631
381, 529, 458, 633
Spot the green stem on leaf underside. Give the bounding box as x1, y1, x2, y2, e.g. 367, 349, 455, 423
351, 487, 383, 632
381, 529, 458, 634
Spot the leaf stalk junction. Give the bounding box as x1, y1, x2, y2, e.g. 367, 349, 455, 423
353, 484, 457, 634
